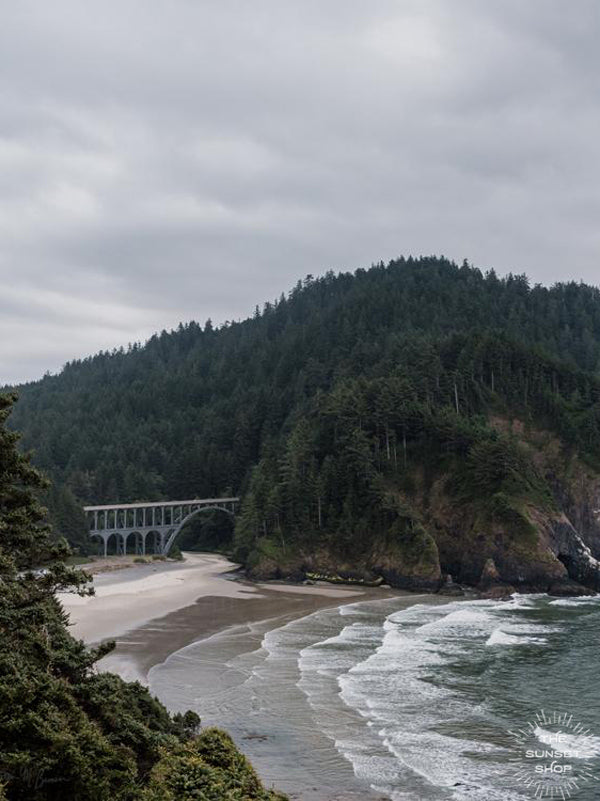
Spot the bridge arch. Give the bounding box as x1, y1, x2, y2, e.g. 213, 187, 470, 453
90, 531, 104, 555
162, 505, 235, 555
85, 498, 239, 556
91, 530, 125, 557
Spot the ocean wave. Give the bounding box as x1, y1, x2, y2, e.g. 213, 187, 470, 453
549, 595, 600, 607
535, 725, 600, 759
299, 622, 384, 676
149, 591, 596, 801
506, 592, 547, 608
331, 596, 568, 798
486, 624, 548, 647
261, 594, 586, 800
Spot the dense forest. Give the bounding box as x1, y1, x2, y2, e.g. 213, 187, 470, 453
6, 257, 600, 591
0, 394, 286, 800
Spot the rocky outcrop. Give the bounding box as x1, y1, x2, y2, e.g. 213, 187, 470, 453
479, 558, 500, 586
437, 573, 465, 596
547, 578, 597, 597
545, 516, 600, 591
245, 435, 600, 597
374, 565, 442, 592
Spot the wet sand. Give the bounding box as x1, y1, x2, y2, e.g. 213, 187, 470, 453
59, 552, 397, 679
59, 553, 424, 800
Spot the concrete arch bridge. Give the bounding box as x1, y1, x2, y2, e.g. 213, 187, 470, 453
85, 498, 238, 557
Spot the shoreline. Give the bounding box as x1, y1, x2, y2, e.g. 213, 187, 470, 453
59, 552, 447, 800
146, 588, 451, 801
59, 552, 404, 680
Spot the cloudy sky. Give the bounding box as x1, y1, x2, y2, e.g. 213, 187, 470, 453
1, 1, 599, 383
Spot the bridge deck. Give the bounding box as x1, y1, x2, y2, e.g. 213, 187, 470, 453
84, 497, 239, 512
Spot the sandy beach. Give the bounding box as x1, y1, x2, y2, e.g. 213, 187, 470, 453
59, 553, 437, 800
59, 552, 395, 679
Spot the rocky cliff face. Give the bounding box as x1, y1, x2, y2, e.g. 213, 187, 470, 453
415, 444, 600, 595
246, 422, 600, 597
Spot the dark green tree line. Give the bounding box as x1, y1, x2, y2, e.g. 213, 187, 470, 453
5, 257, 600, 551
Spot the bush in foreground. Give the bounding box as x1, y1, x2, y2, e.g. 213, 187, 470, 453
141, 729, 287, 801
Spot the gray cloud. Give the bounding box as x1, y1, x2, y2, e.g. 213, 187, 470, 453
1, 0, 599, 382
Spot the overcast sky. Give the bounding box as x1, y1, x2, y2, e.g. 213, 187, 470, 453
1, 1, 599, 383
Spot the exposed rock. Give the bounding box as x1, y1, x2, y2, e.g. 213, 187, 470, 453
371, 522, 443, 592
285, 569, 306, 583
438, 584, 464, 596
543, 515, 600, 592
478, 558, 500, 588
438, 573, 464, 596
479, 583, 516, 600
547, 578, 597, 597
377, 567, 442, 592
246, 556, 282, 581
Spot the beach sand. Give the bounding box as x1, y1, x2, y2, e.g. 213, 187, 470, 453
59, 553, 428, 800
59, 552, 394, 678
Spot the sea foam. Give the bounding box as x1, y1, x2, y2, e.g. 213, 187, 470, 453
535, 725, 600, 759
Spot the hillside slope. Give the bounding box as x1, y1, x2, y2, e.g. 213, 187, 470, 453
234, 332, 600, 594
6, 257, 600, 592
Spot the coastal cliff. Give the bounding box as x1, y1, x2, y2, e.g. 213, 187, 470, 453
6, 259, 600, 597
238, 407, 600, 597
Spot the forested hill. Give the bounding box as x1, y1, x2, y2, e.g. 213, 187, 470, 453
6, 256, 600, 591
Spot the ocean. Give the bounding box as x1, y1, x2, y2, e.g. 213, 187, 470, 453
148, 593, 600, 800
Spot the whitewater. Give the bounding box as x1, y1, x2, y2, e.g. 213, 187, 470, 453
149, 592, 600, 800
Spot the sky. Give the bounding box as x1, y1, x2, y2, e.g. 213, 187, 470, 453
1, 1, 599, 384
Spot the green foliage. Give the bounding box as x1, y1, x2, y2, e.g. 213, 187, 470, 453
385, 518, 439, 571
45, 483, 90, 554
0, 395, 287, 801
5, 257, 600, 542
5, 258, 600, 580
452, 437, 553, 508
235, 341, 597, 568
167, 544, 184, 561
141, 728, 287, 801
176, 510, 235, 553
